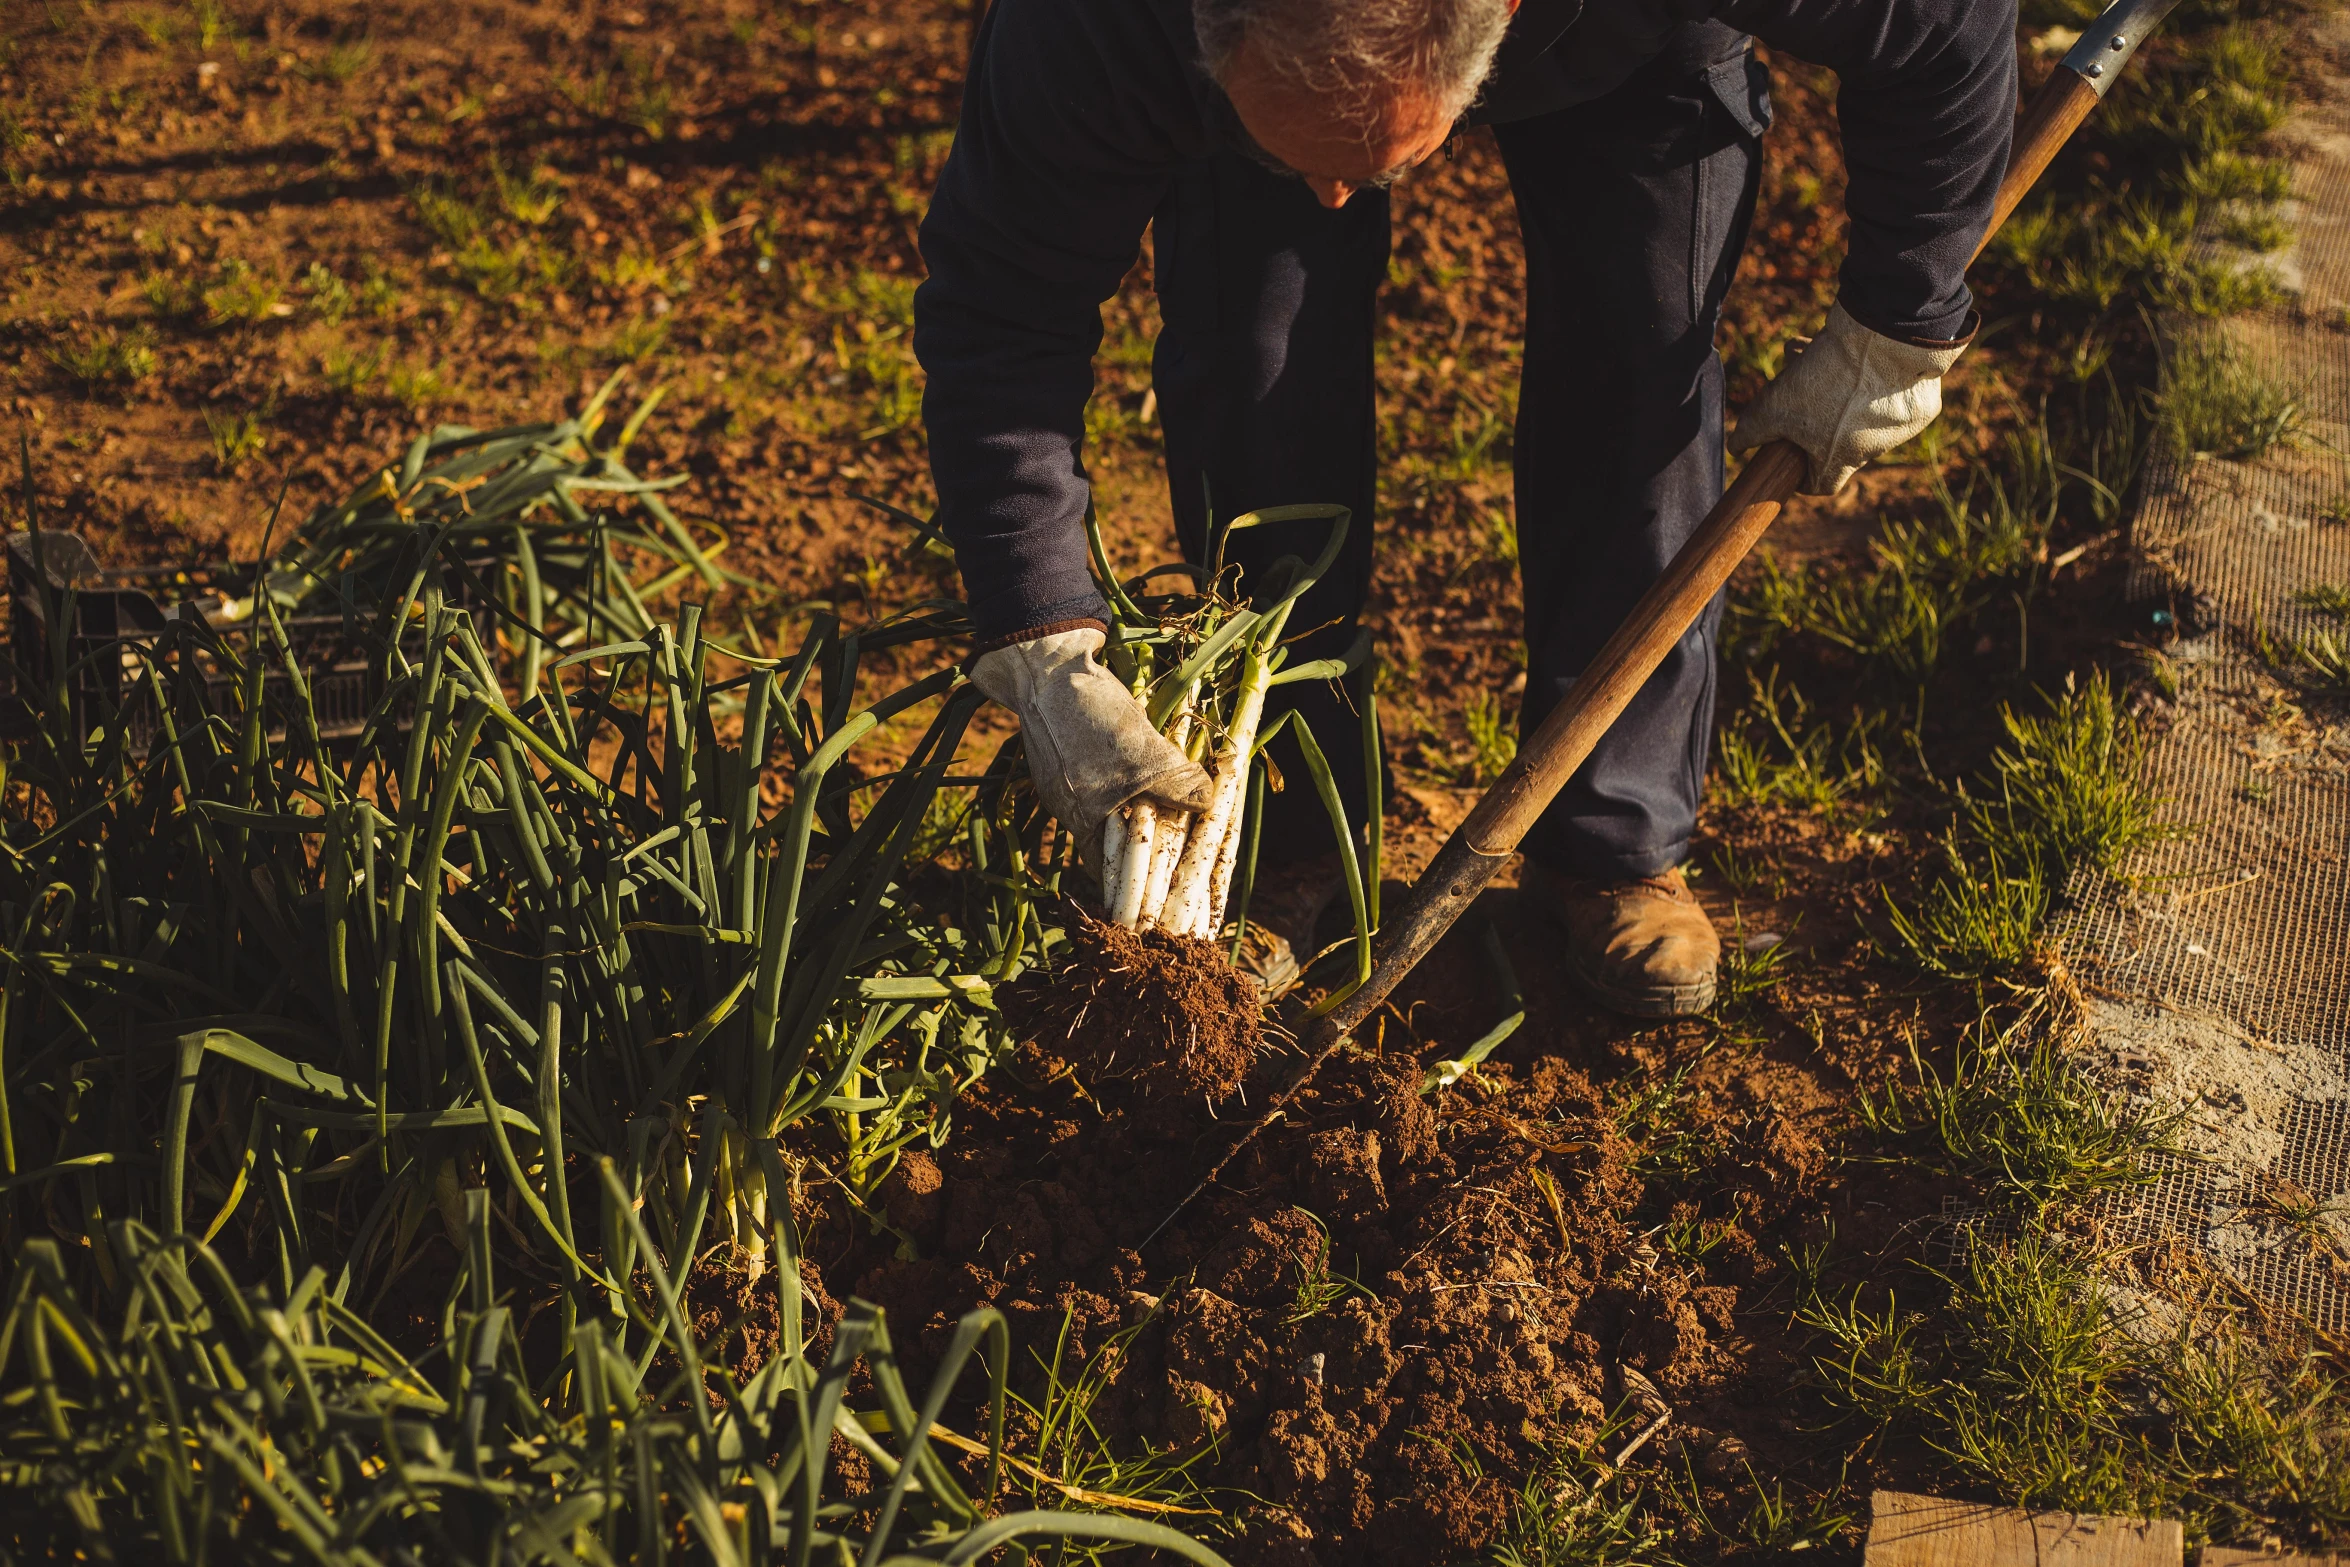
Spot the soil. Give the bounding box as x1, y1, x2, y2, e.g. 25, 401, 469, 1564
1, 2, 2173, 1561
999, 907, 1264, 1101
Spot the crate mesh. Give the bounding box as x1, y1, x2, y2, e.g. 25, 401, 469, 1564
2049, 78, 2350, 1333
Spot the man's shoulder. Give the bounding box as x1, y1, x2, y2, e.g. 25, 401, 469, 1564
988, 0, 1202, 74
971, 0, 1219, 162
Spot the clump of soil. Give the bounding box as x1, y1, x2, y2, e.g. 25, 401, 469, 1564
999, 909, 1262, 1099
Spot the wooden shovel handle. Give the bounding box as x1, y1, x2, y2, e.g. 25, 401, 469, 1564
1983, 69, 2102, 263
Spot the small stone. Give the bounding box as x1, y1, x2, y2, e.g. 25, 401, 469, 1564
1701, 1433, 1752, 1480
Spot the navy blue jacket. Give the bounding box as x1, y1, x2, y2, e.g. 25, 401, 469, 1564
915, 0, 2019, 643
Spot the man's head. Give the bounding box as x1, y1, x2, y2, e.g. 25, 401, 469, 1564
1196, 0, 1513, 208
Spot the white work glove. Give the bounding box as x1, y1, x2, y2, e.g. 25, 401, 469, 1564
1730, 302, 1970, 495
968, 627, 1214, 845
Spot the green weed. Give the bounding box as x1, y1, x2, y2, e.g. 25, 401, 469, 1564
413, 181, 574, 301
357, 262, 400, 317
1712, 668, 1885, 816
49, 324, 157, 389
1461, 688, 1518, 785
1284, 1209, 1371, 1325
1491, 1418, 1666, 1567
300, 260, 352, 322
2215, 204, 2291, 253
2286, 627, 2350, 690
1885, 834, 2049, 980
492, 157, 563, 225
1806, 1232, 2350, 1540
553, 51, 674, 138
321, 343, 383, 396
201, 404, 267, 472
1478, 506, 1520, 566
1962, 673, 2166, 880
1614, 1058, 1711, 1183
301, 35, 373, 83
201, 258, 285, 327
0, 100, 29, 185
139, 268, 200, 317
189, 0, 233, 50
386, 361, 448, 406
1658, 1209, 1734, 1270
2165, 254, 2286, 317
1853, 1020, 2180, 1211
1008, 1308, 1221, 1546
608, 313, 671, 363
1662, 1459, 1857, 1557
2175, 149, 2290, 206
2159, 333, 2304, 460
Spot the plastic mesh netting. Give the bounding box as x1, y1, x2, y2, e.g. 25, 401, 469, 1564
2050, 73, 2350, 1332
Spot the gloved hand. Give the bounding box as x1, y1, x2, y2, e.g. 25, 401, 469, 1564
1730, 302, 1971, 495
968, 627, 1215, 846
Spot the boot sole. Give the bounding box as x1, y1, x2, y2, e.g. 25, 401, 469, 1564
1564, 952, 1717, 1019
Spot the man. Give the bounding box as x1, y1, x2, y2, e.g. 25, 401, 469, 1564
923, 0, 2015, 1016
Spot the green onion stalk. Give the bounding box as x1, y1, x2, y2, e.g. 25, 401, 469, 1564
1087, 504, 1367, 942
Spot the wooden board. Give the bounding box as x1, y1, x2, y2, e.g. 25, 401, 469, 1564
1863, 1490, 2184, 1567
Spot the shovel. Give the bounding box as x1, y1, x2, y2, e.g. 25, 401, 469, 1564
1149, 0, 2186, 1242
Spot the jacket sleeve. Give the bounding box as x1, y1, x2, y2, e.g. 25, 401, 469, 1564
1722, 0, 2017, 342
914, 0, 1195, 644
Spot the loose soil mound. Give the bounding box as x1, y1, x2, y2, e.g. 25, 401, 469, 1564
999, 911, 1262, 1100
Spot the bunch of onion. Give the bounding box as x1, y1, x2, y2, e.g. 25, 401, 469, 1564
1086, 504, 1373, 958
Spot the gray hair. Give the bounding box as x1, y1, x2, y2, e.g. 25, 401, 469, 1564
1195, 0, 1513, 129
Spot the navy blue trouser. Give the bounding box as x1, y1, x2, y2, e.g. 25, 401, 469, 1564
1149, 26, 1768, 879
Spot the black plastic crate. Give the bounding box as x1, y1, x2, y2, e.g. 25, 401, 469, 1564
4, 530, 494, 754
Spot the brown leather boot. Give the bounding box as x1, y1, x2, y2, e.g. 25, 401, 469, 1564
1523, 863, 1719, 1019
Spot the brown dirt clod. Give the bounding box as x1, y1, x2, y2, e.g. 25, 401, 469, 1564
1000, 909, 1262, 1100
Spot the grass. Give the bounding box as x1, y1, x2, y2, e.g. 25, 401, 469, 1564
200, 403, 266, 472
2159, 333, 2305, 460
1888, 675, 2163, 979
386, 360, 448, 406
1613, 1057, 1712, 1184
300, 261, 353, 323
608, 313, 671, 363
1962, 673, 2167, 879
1712, 666, 1884, 818
1803, 1232, 2350, 1540
1283, 1209, 1371, 1324
49, 324, 157, 389
301, 35, 374, 83
412, 180, 578, 303
1461, 687, 1518, 784
1491, 1418, 1666, 1567
1853, 1010, 2182, 1212
1007, 1307, 1221, 1543
321, 343, 383, 395
2283, 585, 2350, 690
200, 258, 286, 327
1886, 834, 2052, 980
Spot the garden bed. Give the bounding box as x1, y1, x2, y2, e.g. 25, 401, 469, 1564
4, 0, 2348, 1561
